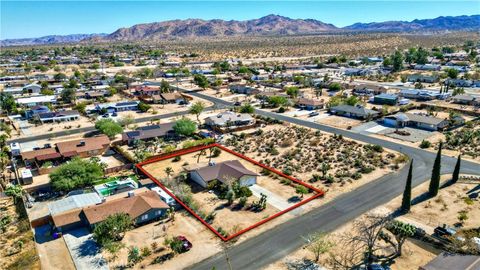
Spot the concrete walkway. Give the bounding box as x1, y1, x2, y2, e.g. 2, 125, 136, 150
250, 184, 294, 211
63, 228, 108, 270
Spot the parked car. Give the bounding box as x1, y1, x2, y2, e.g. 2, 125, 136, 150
308, 112, 319, 117
177, 236, 192, 252
233, 101, 242, 106
434, 225, 456, 237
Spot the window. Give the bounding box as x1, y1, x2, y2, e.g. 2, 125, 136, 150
156, 210, 162, 216
140, 214, 148, 221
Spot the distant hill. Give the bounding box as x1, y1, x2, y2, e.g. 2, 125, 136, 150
0, 33, 107, 47
90, 14, 337, 42
2, 14, 479, 46
344, 15, 480, 32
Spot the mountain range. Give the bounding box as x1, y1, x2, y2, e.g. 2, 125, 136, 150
2, 14, 479, 46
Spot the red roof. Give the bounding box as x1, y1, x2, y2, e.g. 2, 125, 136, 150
61, 151, 78, 158
36, 152, 62, 161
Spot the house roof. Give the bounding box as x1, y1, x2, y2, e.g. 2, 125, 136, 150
453, 94, 476, 102
160, 92, 183, 101
49, 192, 102, 216
56, 135, 110, 156
21, 147, 58, 161
375, 93, 398, 100
389, 113, 447, 125
36, 152, 62, 161
296, 98, 324, 106
331, 105, 379, 116
189, 160, 258, 184
205, 111, 254, 126
82, 190, 169, 225
37, 110, 80, 119
122, 123, 175, 141
420, 252, 480, 270
52, 208, 83, 228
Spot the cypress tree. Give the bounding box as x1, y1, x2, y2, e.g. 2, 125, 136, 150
451, 155, 461, 184
429, 142, 442, 197
401, 159, 413, 213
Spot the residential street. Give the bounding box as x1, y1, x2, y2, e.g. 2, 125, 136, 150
183, 90, 480, 270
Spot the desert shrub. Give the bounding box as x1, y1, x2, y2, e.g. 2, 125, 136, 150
211, 147, 221, 157
237, 186, 252, 197
152, 252, 174, 264
172, 156, 181, 162
238, 196, 247, 207
419, 140, 431, 149
141, 246, 151, 257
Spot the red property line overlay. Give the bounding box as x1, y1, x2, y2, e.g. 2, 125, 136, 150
136, 143, 325, 241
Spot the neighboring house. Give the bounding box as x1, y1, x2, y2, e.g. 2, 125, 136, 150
48, 193, 102, 217
94, 101, 139, 113
52, 190, 169, 232
21, 147, 60, 166
419, 252, 480, 270
3, 87, 25, 96
23, 83, 42, 94
204, 111, 255, 132
134, 85, 161, 96
56, 135, 110, 158
25, 105, 50, 119
152, 92, 185, 104
352, 84, 387, 95
445, 79, 474, 88
122, 123, 175, 145
414, 64, 441, 71
451, 94, 479, 106
383, 113, 449, 131
296, 98, 324, 110
372, 93, 399, 105
344, 68, 375, 76
35, 110, 80, 124
185, 160, 258, 188
407, 74, 439, 83
16, 95, 57, 107
399, 89, 443, 101
229, 84, 260, 95
85, 91, 108, 99
329, 105, 379, 120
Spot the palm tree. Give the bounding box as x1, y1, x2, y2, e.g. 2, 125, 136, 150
164, 167, 174, 178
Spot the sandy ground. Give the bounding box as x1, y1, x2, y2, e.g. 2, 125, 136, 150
263, 173, 480, 270
0, 197, 41, 270
35, 236, 75, 270
104, 212, 222, 270
142, 148, 309, 234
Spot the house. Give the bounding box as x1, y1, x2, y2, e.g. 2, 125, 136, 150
407, 74, 439, 83
35, 110, 80, 124
85, 91, 107, 99
452, 94, 479, 106
185, 160, 258, 188
445, 79, 474, 88
56, 135, 110, 158
21, 147, 60, 165
122, 123, 175, 145
16, 95, 57, 107
94, 101, 139, 113
296, 98, 324, 110
204, 111, 255, 132
52, 190, 169, 232
414, 64, 441, 71
229, 84, 260, 95
48, 193, 102, 216
329, 105, 380, 120
152, 92, 185, 104
23, 83, 42, 94
25, 105, 50, 119
383, 113, 449, 131
134, 85, 161, 96
399, 89, 439, 101
419, 252, 480, 270
372, 93, 399, 105
353, 84, 387, 95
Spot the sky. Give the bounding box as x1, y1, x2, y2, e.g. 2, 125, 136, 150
1, 1, 479, 39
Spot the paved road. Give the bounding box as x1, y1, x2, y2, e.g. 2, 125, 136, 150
6, 106, 220, 144
183, 90, 479, 270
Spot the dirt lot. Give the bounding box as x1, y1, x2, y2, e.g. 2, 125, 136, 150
0, 197, 41, 270
142, 147, 309, 235
104, 212, 221, 270
263, 174, 480, 270
34, 226, 75, 270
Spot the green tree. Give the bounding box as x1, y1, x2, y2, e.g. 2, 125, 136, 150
127, 246, 141, 265
267, 96, 288, 108
285, 87, 299, 98
429, 142, 442, 197
5, 185, 23, 203
296, 185, 309, 198
138, 102, 151, 112
173, 118, 197, 136
446, 68, 459, 79
305, 232, 334, 262
451, 155, 461, 184
193, 74, 209, 89
74, 102, 87, 114
50, 157, 104, 192
328, 82, 342, 92
60, 88, 76, 104
189, 101, 205, 124
401, 160, 413, 213
391, 50, 404, 72
0, 92, 17, 114
93, 213, 133, 247
415, 47, 429, 65
239, 103, 255, 114
160, 80, 170, 93
53, 72, 67, 81
95, 119, 123, 138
